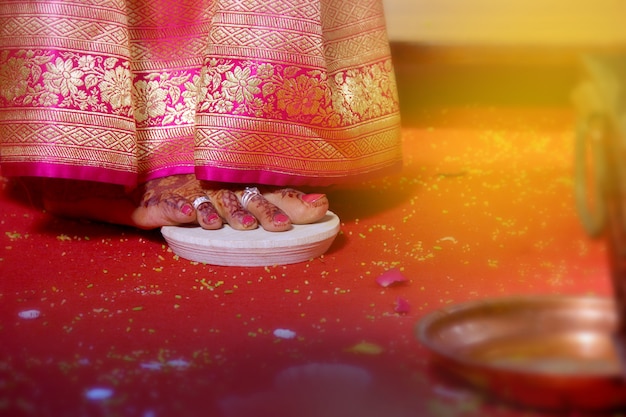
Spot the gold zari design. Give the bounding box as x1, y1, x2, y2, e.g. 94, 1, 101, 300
0, 0, 401, 185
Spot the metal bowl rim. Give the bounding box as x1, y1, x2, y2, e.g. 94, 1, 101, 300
416, 294, 616, 378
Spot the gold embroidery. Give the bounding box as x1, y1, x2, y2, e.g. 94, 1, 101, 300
100, 66, 133, 110
0, 0, 401, 183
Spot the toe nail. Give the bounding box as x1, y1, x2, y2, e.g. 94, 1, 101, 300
242, 214, 256, 226
274, 213, 290, 224
181, 204, 193, 215
207, 213, 220, 223
301, 193, 325, 203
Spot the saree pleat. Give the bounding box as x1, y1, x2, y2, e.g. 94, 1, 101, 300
0, 0, 402, 187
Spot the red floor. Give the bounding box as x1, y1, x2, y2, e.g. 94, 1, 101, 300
0, 107, 613, 416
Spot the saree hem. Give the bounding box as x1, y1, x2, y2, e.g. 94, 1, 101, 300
0, 162, 137, 187
194, 160, 404, 187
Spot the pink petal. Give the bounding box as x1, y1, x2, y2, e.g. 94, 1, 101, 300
375, 268, 408, 287
394, 297, 411, 314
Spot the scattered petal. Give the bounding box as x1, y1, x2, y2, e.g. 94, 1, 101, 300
345, 341, 384, 355
375, 268, 408, 287
18, 309, 41, 320
85, 387, 113, 400
394, 297, 411, 314
167, 359, 190, 368
273, 328, 296, 339
140, 362, 163, 370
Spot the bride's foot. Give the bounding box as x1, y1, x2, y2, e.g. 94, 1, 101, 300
40, 175, 329, 231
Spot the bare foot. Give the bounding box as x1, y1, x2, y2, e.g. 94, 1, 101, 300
260, 188, 329, 225
40, 175, 329, 231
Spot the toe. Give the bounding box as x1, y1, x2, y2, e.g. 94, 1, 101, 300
210, 189, 258, 230
194, 198, 223, 230
237, 190, 292, 232
132, 196, 197, 229
129, 174, 204, 228
263, 188, 329, 224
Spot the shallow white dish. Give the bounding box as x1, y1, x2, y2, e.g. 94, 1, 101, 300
161, 211, 340, 267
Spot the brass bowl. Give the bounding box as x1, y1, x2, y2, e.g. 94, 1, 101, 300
416, 295, 626, 411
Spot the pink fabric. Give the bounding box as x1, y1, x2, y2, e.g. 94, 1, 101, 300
0, 162, 137, 186
0, 0, 402, 187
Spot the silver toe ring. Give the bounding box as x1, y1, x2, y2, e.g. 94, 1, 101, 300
192, 196, 211, 210
240, 186, 261, 209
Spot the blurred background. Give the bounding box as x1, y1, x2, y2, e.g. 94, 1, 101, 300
381, 0, 626, 114
383, 0, 624, 46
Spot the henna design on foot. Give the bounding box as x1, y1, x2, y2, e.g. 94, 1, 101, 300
193, 196, 223, 229
33, 174, 328, 231
211, 189, 257, 230
247, 195, 291, 230
264, 188, 329, 225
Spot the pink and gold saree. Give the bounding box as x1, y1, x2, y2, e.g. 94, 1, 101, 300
0, 0, 402, 187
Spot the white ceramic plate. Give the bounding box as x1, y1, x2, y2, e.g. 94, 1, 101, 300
161, 211, 340, 266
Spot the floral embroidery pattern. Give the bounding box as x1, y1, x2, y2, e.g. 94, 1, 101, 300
0, 50, 133, 115
0, 50, 398, 129
0, 0, 402, 185
100, 66, 133, 110
197, 58, 398, 127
